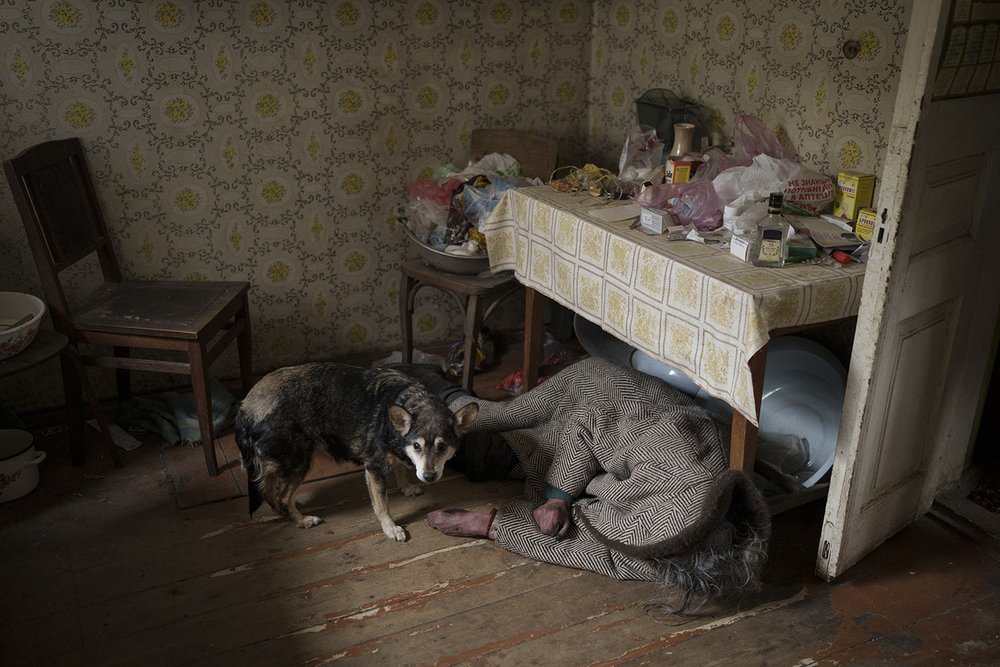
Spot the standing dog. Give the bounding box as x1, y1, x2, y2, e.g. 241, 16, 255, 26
234, 363, 478, 541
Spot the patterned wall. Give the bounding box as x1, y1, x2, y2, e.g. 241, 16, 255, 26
0, 0, 910, 413
588, 0, 911, 177
0, 0, 593, 411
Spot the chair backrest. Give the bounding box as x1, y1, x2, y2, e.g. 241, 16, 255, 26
4, 137, 122, 330
470, 128, 559, 180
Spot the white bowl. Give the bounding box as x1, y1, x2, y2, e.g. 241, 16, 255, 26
752, 337, 847, 488
0, 292, 46, 360
403, 226, 491, 275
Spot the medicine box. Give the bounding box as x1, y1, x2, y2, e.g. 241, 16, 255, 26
855, 207, 878, 241
730, 233, 752, 262
639, 207, 678, 234
665, 157, 697, 184
833, 171, 875, 222
786, 234, 818, 262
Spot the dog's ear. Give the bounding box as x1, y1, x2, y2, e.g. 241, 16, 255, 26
452, 402, 479, 436
388, 405, 413, 435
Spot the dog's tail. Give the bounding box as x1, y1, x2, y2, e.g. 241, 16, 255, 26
233, 412, 264, 516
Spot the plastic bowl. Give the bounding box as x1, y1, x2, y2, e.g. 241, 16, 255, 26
0, 292, 46, 360
403, 226, 491, 275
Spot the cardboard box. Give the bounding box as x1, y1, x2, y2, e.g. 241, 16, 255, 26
855, 207, 878, 241
786, 234, 818, 262
665, 157, 697, 184
639, 207, 679, 234
833, 171, 875, 222
730, 233, 752, 262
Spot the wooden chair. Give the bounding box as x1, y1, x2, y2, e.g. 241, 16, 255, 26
468, 129, 559, 181
399, 129, 558, 391
4, 138, 253, 476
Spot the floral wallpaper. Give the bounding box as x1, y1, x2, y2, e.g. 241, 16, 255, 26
0, 0, 910, 413
0, 0, 593, 411
588, 0, 912, 177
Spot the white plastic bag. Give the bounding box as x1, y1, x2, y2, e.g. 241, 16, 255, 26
618, 126, 664, 184
444, 153, 522, 181
713, 154, 834, 215
722, 191, 768, 233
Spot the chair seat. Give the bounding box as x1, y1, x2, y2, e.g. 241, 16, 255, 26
400, 258, 516, 295
73, 281, 250, 339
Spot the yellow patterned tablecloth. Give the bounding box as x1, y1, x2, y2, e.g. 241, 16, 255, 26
482, 186, 866, 426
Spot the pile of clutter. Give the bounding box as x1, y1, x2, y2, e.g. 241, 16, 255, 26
601, 107, 875, 268
400, 154, 543, 259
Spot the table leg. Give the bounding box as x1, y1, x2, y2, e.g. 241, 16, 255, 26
730, 343, 769, 473
523, 287, 545, 391
399, 271, 416, 364
460, 294, 481, 392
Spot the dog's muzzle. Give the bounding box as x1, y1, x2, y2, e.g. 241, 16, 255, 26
420, 471, 440, 483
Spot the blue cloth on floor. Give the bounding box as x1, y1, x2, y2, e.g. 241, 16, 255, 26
117, 380, 236, 445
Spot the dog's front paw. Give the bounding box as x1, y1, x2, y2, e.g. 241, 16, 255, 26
298, 515, 324, 529
400, 484, 423, 497
383, 523, 408, 542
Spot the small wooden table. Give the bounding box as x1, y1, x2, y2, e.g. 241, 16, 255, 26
0, 329, 121, 467
0, 329, 67, 378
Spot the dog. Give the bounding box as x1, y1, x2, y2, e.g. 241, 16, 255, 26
234, 362, 478, 541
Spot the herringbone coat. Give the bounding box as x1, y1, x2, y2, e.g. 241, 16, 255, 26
452, 357, 769, 581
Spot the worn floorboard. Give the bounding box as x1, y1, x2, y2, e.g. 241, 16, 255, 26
3, 338, 1000, 665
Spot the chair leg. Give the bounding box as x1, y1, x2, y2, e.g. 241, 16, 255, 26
114, 346, 131, 402
237, 294, 254, 397
59, 352, 85, 467
65, 347, 122, 469
460, 294, 483, 392
400, 271, 416, 364
188, 342, 219, 477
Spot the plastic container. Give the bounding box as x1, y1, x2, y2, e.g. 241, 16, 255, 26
403, 225, 491, 275
573, 315, 846, 488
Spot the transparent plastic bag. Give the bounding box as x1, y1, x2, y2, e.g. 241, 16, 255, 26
735, 113, 790, 160
618, 126, 664, 184
463, 177, 531, 228
634, 180, 723, 231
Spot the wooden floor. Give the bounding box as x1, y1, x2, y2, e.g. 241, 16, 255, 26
2, 340, 1000, 666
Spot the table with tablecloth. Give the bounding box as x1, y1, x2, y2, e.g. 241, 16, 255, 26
481, 185, 866, 472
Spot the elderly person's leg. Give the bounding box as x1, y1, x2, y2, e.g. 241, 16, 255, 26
427, 495, 571, 539
438, 501, 665, 582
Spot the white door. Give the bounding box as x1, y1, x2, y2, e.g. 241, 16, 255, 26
817, 1, 1000, 580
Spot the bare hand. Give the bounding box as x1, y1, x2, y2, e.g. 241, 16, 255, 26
533, 498, 571, 539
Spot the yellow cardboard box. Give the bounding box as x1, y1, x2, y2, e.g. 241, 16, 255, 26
833, 171, 875, 221
855, 207, 878, 242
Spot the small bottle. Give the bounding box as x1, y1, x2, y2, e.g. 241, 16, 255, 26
752, 192, 788, 268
